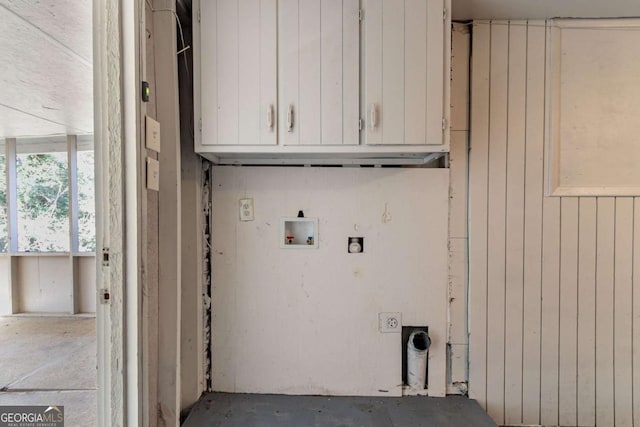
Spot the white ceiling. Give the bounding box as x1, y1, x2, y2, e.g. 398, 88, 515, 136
0, 0, 93, 139
1, 0, 639, 140
453, 0, 640, 21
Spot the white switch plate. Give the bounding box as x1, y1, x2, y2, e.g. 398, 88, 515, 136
379, 312, 402, 333
146, 157, 160, 191
239, 198, 254, 221
145, 116, 161, 152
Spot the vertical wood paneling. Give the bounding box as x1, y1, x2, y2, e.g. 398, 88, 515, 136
615, 198, 634, 427
577, 197, 597, 426
425, 0, 444, 144
485, 22, 508, 424
540, 191, 560, 426
342, 0, 359, 145
259, 0, 277, 145
201, 0, 276, 146
381, 0, 404, 143
282, 0, 358, 146
199, 0, 217, 145
467, 20, 640, 426
503, 20, 526, 426
216, 0, 239, 144
521, 21, 545, 426
404, 0, 427, 144
364, 0, 445, 146
363, 0, 382, 145
298, 0, 321, 145
634, 198, 640, 427
238, 0, 261, 145
559, 197, 579, 426
278, 0, 299, 145
468, 20, 491, 409
596, 197, 616, 426
320, 0, 343, 145
540, 19, 560, 424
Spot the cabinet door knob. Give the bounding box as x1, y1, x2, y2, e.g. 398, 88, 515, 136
370, 104, 378, 129
287, 105, 294, 132
267, 104, 274, 130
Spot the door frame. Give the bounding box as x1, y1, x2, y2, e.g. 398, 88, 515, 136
94, 0, 142, 425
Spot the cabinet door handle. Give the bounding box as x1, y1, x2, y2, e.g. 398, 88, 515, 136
267, 104, 274, 130
287, 105, 294, 132
370, 104, 378, 129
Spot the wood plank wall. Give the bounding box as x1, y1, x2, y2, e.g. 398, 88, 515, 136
467, 20, 639, 426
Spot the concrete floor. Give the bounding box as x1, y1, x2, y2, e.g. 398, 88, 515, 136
183, 393, 498, 427
0, 316, 96, 426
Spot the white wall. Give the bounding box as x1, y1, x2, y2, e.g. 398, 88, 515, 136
211, 166, 449, 397
467, 20, 640, 427
77, 256, 96, 313
18, 255, 72, 313
12, 255, 96, 314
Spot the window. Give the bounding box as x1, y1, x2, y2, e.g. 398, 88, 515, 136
17, 151, 70, 252
0, 136, 95, 253
77, 150, 96, 252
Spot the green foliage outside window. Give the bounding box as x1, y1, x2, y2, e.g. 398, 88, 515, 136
17, 152, 70, 252
77, 151, 96, 252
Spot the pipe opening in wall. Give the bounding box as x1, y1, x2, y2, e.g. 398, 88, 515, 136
402, 326, 430, 391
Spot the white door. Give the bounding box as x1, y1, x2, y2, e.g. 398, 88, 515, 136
200, 0, 277, 145
278, 0, 360, 146
363, 0, 445, 146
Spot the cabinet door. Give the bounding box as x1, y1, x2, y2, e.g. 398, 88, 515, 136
363, 0, 445, 145
200, 0, 277, 145
279, 0, 360, 146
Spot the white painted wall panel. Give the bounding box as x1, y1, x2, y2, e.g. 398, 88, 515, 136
548, 20, 640, 195
559, 197, 578, 426
279, 0, 359, 146
78, 256, 97, 313
614, 198, 634, 427
521, 22, 545, 425
503, 21, 526, 425
211, 166, 449, 396
0, 255, 96, 314
0, 257, 13, 314
200, 0, 277, 146
466, 19, 640, 426
577, 197, 597, 426
467, 20, 490, 408
18, 256, 72, 313
363, 0, 445, 146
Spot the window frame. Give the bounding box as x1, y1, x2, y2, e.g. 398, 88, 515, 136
2, 135, 95, 254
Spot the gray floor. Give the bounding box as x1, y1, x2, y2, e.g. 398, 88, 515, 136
0, 316, 97, 426
183, 393, 497, 427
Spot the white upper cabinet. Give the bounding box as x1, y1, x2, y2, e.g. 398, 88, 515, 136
363, 0, 445, 145
199, 0, 277, 145
195, 0, 451, 162
278, 0, 360, 146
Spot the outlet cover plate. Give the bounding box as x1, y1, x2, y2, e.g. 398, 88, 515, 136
146, 157, 160, 191
145, 115, 161, 152
239, 198, 254, 221
379, 312, 402, 333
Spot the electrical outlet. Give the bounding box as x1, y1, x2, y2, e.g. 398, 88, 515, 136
379, 312, 402, 333
239, 198, 254, 221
